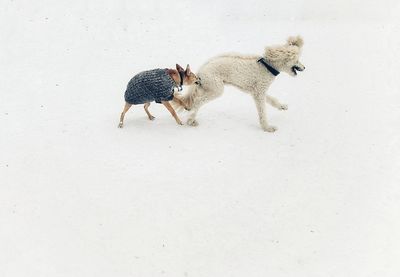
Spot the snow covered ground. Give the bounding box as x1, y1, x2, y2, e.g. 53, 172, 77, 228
1, 1, 400, 276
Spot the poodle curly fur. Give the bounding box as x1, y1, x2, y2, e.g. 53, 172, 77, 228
177, 36, 305, 132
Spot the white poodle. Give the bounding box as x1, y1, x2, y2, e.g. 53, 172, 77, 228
177, 36, 305, 132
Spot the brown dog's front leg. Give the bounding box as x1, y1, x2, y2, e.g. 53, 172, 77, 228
172, 96, 190, 111
162, 101, 183, 125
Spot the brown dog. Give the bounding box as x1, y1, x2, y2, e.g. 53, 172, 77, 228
118, 64, 198, 128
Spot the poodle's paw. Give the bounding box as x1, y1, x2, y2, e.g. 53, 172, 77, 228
118, 122, 124, 128
148, 115, 155, 121
176, 120, 184, 125
278, 104, 288, 110
263, 125, 277, 132
187, 118, 199, 126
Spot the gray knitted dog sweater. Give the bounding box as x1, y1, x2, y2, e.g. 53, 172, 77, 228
124, 68, 176, 105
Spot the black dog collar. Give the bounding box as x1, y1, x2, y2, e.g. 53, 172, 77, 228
257, 58, 280, 76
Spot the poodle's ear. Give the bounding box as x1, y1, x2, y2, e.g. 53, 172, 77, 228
176, 63, 185, 72
287, 36, 304, 48
264, 47, 285, 62
265, 46, 299, 63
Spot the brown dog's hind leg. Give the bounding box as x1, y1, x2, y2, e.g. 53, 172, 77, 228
162, 101, 183, 125
118, 102, 132, 128
144, 102, 155, 120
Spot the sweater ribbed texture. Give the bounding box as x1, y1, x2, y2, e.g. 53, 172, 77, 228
124, 68, 176, 104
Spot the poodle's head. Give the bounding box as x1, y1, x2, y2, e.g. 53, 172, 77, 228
264, 36, 305, 77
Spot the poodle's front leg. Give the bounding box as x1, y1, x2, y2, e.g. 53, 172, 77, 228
253, 94, 277, 132
265, 95, 288, 110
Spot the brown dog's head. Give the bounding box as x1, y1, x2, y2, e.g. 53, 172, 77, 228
176, 64, 200, 85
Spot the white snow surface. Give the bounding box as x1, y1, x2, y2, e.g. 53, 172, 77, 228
1, 1, 400, 276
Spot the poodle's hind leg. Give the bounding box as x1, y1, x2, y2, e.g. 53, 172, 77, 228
265, 95, 288, 110
187, 85, 224, 127
253, 94, 277, 132
187, 106, 200, 126
118, 102, 132, 128
144, 102, 155, 120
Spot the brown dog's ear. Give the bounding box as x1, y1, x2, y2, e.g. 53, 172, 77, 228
185, 64, 191, 75
176, 64, 184, 72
